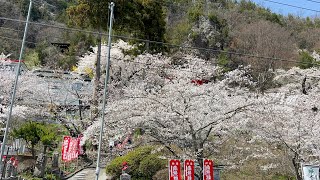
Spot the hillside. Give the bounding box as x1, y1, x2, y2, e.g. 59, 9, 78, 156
2, 0, 320, 179
88, 41, 320, 179
1, 0, 320, 71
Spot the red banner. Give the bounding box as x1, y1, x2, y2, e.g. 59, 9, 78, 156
78, 134, 83, 155
61, 136, 71, 161
184, 159, 195, 180
61, 136, 81, 162
169, 159, 181, 180
203, 159, 214, 180
68, 138, 78, 160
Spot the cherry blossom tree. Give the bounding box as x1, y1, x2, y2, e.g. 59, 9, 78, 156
83, 49, 257, 177
0, 67, 92, 135
246, 68, 320, 180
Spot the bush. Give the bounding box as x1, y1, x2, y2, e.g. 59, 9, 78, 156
106, 146, 166, 179
25, 49, 41, 68
217, 52, 231, 72
187, 2, 204, 22
138, 154, 166, 179
166, 19, 191, 46
299, 51, 319, 69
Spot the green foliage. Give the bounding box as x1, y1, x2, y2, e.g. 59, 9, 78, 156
11, 121, 58, 157
12, 121, 42, 146
33, 31, 94, 70
271, 174, 295, 180
133, 128, 144, 139
299, 51, 320, 69
166, 19, 191, 45
208, 12, 229, 46
217, 52, 231, 72
106, 146, 166, 179
24, 49, 40, 68
238, 0, 257, 12
45, 173, 59, 180
67, 0, 166, 52
237, 0, 283, 25
188, 1, 204, 22
138, 154, 166, 179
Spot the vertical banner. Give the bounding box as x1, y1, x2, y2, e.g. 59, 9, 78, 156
184, 159, 195, 180
302, 165, 320, 180
203, 159, 214, 180
169, 159, 181, 180
61, 136, 82, 162
61, 136, 71, 161
77, 134, 83, 155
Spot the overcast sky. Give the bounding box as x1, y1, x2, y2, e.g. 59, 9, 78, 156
250, 0, 320, 18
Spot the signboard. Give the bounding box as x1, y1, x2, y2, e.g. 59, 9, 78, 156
169, 159, 181, 180
302, 165, 320, 180
61, 136, 80, 162
203, 159, 214, 180
184, 159, 195, 180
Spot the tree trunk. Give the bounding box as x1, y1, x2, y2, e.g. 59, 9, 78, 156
31, 144, 36, 159
79, 99, 85, 129
292, 153, 302, 180
196, 143, 204, 179
40, 146, 48, 178
91, 30, 102, 122
190, 131, 204, 179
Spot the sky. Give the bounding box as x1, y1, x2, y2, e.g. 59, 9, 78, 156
250, 0, 320, 18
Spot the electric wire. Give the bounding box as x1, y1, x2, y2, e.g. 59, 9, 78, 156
305, 0, 320, 4
33, 0, 57, 8
0, 32, 313, 68
263, 0, 320, 13
0, 18, 305, 64
0, 27, 23, 32
0, 35, 36, 45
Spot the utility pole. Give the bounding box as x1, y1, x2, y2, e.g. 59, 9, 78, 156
95, 2, 115, 180
0, 0, 32, 170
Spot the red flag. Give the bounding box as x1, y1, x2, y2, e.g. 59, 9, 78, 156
61, 136, 71, 162
203, 159, 214, 180
169, 159, 181, 180
78, 134, 83, 155
184, 159, 195, 180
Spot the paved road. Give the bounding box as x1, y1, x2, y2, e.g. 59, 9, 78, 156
68, 167, 111, 180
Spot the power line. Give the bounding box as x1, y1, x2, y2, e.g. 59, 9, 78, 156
0, 35, 36, 45
33, 0, 57, 8
0, 16, 315, 66
0, 31, 308, 67
305, 0, 320, 4
263, 0, 320, 13
0, 27, 23, 32
0, 16, 103, 35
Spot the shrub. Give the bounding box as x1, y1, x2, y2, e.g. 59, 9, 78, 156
25, 49, 41, 68
298, 51, 319, 69
106, 146, 166, 179
217, 52, 231, 72
138, 154, 166, 179
166, 19, 191, 46
187, 2, 204, 22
